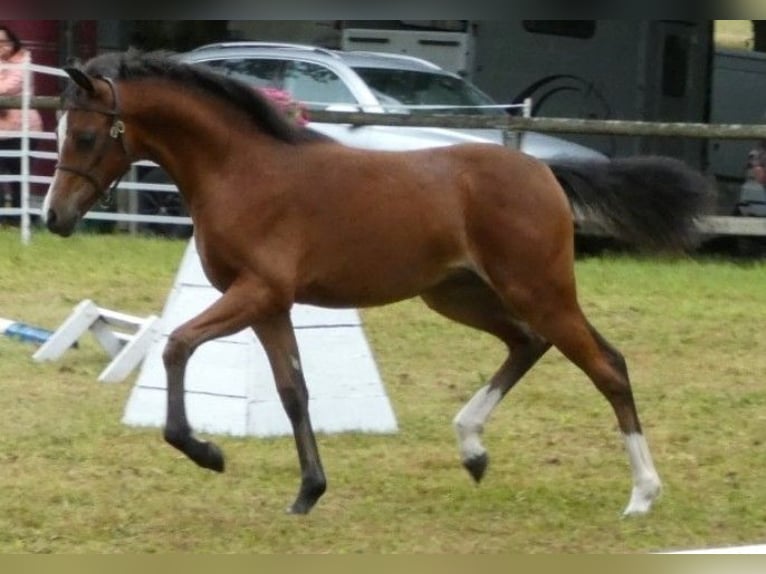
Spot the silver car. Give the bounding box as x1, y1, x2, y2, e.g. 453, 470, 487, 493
181, 41, 605, 160
137, 42, 606, 236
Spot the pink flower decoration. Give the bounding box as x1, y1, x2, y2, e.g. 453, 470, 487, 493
256, 87, 309, 126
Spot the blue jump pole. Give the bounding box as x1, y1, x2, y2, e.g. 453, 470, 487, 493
0, 318, 54, 345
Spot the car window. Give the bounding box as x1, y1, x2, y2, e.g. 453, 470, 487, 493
202, 58, 283, 89
282, 61, 358, 109
352, 67, 505, 116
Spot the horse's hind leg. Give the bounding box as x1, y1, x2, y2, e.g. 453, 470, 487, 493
583, 322, 661, 515
454, 342, 550, 482
421, 273, 551, 482
505, 278, 662, 516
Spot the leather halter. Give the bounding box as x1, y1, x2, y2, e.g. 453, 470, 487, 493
55, 76, 130, 203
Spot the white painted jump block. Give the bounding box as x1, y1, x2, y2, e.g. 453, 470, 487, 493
122, 239, 399, 438
32, 299, 160, 383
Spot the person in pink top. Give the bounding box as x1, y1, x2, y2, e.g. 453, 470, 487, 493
0, 23, 42, 216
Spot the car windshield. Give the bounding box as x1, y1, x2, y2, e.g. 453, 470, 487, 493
352, 67, 507, 116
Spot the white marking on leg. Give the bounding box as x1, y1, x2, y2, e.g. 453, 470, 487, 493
453, 385, 502, 462
289, 354, 301, 373
41, 112, 68, 223
622, 432, 662, 516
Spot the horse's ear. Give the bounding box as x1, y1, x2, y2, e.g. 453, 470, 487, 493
64, 67, 96, 95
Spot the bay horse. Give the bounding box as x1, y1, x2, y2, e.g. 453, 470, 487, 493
42, 50, 713, 516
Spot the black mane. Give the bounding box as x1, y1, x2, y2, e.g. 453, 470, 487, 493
65, 49, 332, 144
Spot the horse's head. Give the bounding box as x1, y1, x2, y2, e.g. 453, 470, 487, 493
43, 67, 132, 237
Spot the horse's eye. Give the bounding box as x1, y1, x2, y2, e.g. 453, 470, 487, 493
74, 131, 97, 151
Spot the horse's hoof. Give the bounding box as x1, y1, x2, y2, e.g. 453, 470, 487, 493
286, 493, 318, 515
622, 479, 662, 517
286, 501, 312, 515
286, 478, 326, 515
164, 428, 224, 472
463, 453, 488, 483
196, 441, 225, 473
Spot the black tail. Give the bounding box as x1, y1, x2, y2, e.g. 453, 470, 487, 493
549, 156, 716, 252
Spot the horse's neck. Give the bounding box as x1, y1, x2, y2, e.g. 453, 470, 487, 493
124, 84, 280, 198
127, 87, 237, 162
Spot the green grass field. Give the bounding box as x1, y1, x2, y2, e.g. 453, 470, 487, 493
1, 227, 765, 553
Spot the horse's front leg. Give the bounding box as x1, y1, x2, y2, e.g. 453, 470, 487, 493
254, 312, 327, 514
162, 284, 260, 472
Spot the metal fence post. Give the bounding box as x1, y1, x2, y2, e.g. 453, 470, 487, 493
20, 53, 32, 245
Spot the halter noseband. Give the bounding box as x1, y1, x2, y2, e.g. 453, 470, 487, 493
55, 76, 129, 203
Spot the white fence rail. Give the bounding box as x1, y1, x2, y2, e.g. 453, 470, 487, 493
3, 60, 766, 244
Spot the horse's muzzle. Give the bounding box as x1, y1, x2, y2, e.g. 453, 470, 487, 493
45, 208, 76, 237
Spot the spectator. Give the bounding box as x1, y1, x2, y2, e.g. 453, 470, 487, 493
0, 23, 42, 217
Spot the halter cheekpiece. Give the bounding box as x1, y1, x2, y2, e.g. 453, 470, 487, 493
55, 75, 130, 205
